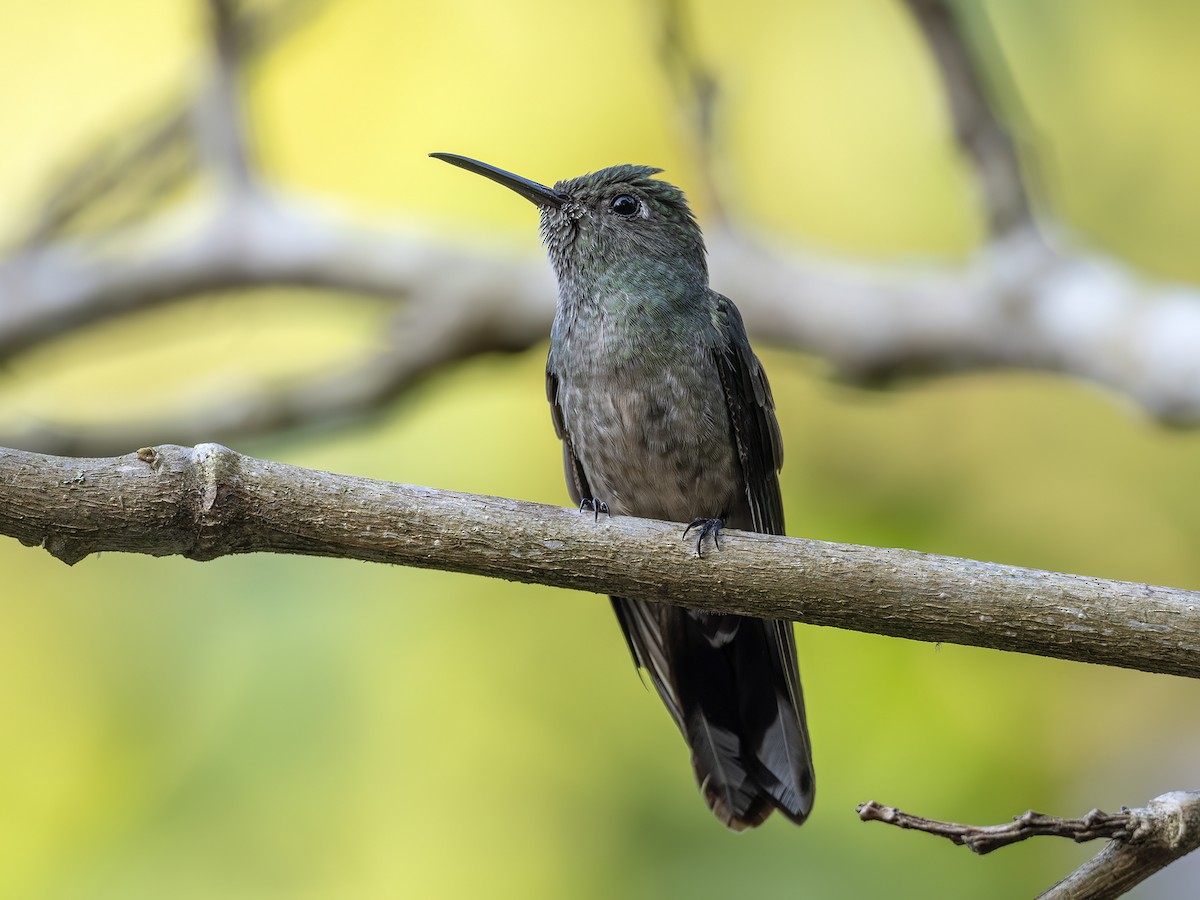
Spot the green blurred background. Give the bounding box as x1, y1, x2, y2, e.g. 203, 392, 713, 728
2, 1, 1199, 897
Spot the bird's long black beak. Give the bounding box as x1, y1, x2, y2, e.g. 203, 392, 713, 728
430, 152, 567, 209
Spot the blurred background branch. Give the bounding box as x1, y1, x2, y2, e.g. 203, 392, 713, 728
198, 0, 255, 188
906, 0, 1030, 236
3, 0, 1200, 456
16, 0, 321, 248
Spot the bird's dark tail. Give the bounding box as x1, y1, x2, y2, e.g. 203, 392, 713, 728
611, 596, 815, 829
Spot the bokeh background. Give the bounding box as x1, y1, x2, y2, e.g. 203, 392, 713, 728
2, 1, 1200, 897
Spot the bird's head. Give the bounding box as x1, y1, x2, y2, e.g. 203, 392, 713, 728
431, 153, 708, 296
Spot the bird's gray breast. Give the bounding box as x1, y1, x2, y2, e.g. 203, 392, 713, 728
550, 312, 742, 523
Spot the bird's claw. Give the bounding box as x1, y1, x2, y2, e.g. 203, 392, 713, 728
580, 498, 610, 522
683, 517, 724, 557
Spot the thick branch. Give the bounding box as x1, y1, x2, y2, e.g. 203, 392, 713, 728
1041, 792, 1200, 899
858, 792, 1200, 900
3, 443, 1199, 680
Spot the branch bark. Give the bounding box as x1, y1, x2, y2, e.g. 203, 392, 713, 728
3, 443, 1199, 680
1041, 792, 1200, 899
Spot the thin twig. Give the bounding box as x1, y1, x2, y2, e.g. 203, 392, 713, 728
856, 800, 1131, 855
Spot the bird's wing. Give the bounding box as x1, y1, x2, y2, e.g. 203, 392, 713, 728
711, 291, 785, 536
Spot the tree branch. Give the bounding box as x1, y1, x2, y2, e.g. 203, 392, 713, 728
858, 792, 1200, 899
905, 0, 1031, 235
3, 443, 1199, 680
657, 0, 724, 221
196, 0, 255, 189
714, 227, 1200, 419
857, 800, 1132, 855
0, 190, 554, 455
1041, 792, 1200, 899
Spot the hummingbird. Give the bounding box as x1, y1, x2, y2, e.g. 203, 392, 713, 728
431, 152, 815, 829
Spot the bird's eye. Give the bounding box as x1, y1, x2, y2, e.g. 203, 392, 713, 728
609, 194, 641, 217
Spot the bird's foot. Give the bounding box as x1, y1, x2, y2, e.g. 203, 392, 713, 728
683, 517, 724, 557
579, 498, 610, 522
